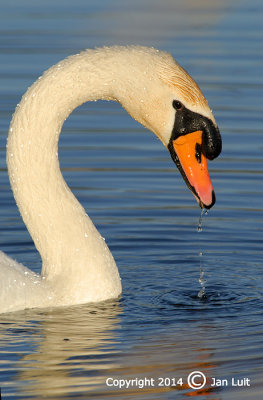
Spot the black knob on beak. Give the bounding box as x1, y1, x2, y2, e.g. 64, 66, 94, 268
201, 119, 222, 160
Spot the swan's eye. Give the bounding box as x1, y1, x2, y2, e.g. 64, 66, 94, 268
172, 100, 183, 110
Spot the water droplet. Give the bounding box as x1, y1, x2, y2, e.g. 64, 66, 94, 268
197, 210, 207, 298
198, 267, 207, 299
197, 209, 204, 232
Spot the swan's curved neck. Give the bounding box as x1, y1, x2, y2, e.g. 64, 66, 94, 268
7, 48, 135, 298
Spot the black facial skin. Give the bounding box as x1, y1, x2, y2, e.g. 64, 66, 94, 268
168, 100, 222, 209
170, 100, 222, 160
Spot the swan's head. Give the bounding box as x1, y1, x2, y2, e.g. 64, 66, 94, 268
166, 97, 221, 210
118, 47, 222, 209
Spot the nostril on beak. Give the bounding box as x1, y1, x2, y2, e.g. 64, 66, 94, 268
195, 143, 202, 163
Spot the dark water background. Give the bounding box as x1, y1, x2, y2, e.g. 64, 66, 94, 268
0, 0, 263, 398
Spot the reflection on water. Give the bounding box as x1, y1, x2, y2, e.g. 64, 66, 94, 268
0, 302, 122, 398
1, 0, 263, 399
1, 286, 261, 399
0, 302, 235, 399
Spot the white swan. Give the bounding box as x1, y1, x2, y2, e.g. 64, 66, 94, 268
1, 46, 221, 313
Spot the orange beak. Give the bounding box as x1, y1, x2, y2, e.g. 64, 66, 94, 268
172, 130, 215, 209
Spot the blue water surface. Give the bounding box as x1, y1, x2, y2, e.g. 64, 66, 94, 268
0, 0, 263, 399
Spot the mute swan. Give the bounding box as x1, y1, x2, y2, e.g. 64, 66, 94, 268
1, 46, 221, 313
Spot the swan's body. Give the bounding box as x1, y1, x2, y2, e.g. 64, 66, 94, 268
1, 46, 221, 313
